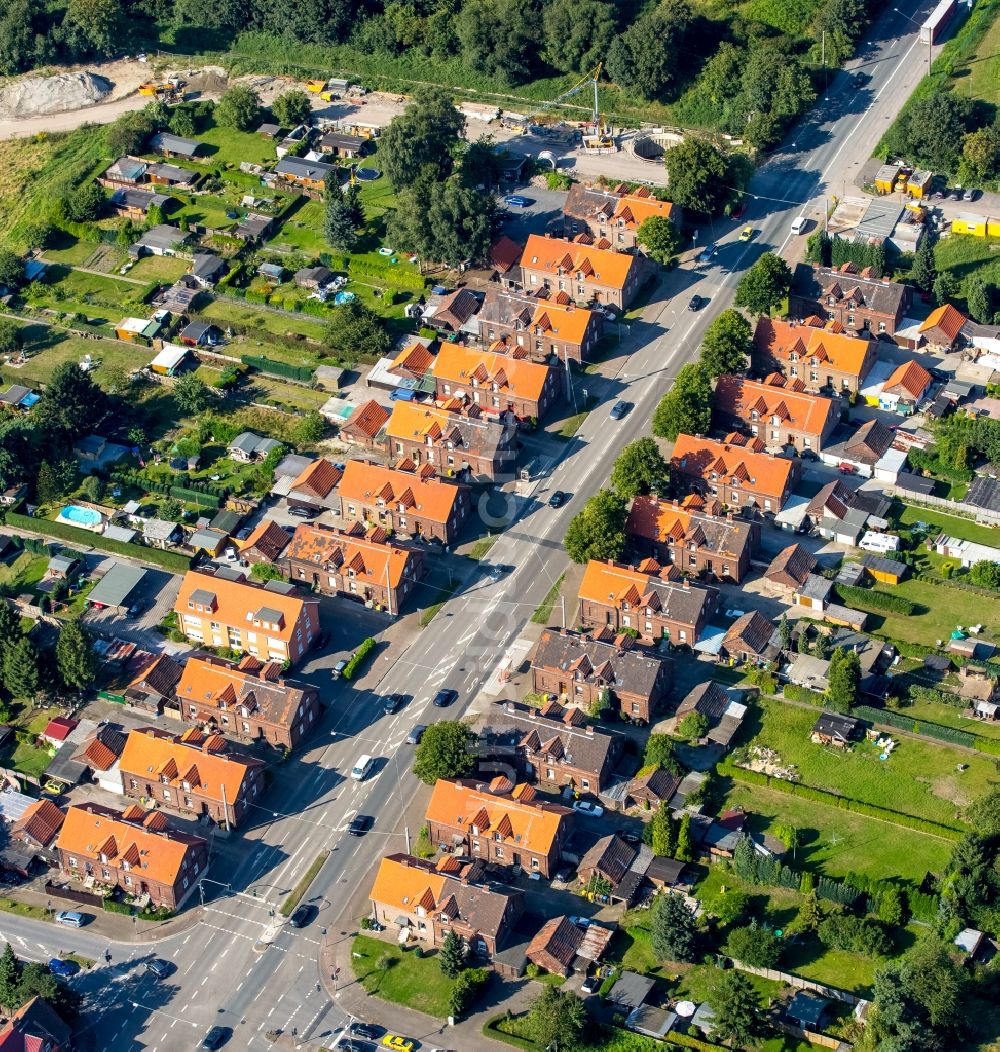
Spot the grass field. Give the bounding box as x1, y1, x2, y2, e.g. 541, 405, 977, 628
351, 934, 457, 1018
897, 696, 1000, 740
896, 502, 1000, 548
195, 123, 278, 169
43, 235, 97, 266
3, 326, 155, 388
948, 0, 1000, 107
127, 254, 190, 282
266, 199, 328, 255
198, 297, 327, 340
723, 782, 953, 883
934, 233, 1000, 305
741, 696, 993, 828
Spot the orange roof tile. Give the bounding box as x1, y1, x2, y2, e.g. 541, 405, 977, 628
342, 399, 390, 440
714, 374, 836, 438
339, 460, 463, 526
393, 340, 435, 377
521, 234, 637, 291
370, 854, 447, 912
671, 433, 796, 500
919, 303, 966, 343
239, 518, 290, 561
612, 192, 674, 228
753, 317, 873, 379
283, 522, 417, 589
431, 344, 552, 405
290, 458, 342, 499
55, 803, 202, 888
12, 799, 65, 847
882, 359, 932, 399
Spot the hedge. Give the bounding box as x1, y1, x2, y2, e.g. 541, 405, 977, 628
719, 760, 965, 838
114, 469, 230, 501
169, 485, 221, 509
482, 1017, 535, 1051
853, 704, 977, 748
666, 1034, 728, 1052
835, 583, 916, 615
783, 683, 827, 706
3, 509, 192, 572
241, 353, 315, 384
102, 898, 133, 915
347, 256, 427, 292
342, 637, 376, 681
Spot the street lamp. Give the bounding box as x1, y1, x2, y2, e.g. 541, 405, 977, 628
893, 8, 931, 78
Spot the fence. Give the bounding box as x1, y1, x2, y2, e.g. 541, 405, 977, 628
731, 960, 863, 1006
44, 880, 104, 909
773, 1020, 848, 1050
889, 486, 1000, 526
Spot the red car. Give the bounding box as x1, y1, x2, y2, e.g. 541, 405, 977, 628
838, 463, 857, 474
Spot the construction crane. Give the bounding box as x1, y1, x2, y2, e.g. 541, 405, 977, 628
514, 64, 614, 151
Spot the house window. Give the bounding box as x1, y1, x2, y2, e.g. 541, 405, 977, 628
723, 564, 730, 576
679, 630, 687, 642
531, 858, 539, 869
581, 779, 590, 791
242, 722, 250, 732
631, 703, 640, 714
124, 875, 132, 886
129, 779, 137, 791
847, 314, 855, 326
68, 856, 77, 868
162, 789, 171, 800
494, 846, 504, 859
878, 321, 887, 333
546, 768, 555, 779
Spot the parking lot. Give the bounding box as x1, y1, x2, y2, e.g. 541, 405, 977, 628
81, 561, 185, 652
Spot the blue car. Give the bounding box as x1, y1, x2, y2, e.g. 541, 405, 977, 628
504, 195, 529, 208
49, 958, 79, 978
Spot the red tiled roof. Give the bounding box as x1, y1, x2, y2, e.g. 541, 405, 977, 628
11, 800, 65, 848
342, 400, 390, 440
489, 236, 522, 274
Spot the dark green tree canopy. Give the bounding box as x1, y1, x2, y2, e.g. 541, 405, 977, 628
36, 362, 108, 437
700, 309, 752, 377
413, 721, 475, 785
564, 489, 628, 564
735, 252, 794, 316
609, 437, 668, 499
379, 87, 466, 190
652, 362, 712, 440
606, 0, 693, 100
215, 85, 262, 131
271, 89, 312, 127
663, 138, 735, 215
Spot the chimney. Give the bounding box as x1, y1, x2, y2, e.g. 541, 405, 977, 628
528, 708, 537, 719
726, 512, 733, 522
682, 577, 689, 589
585, 725, 594, 736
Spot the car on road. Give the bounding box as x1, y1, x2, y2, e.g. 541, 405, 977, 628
200, 1027, 231, 1050
349, 814, 374, 837
738, 226, 754, 241
433, 688, 458, 708
609, 400, 630, 420
851, 70, 870, 87
573, 800, 604, 818
54, 911, 86, 928
48, 958, 79, 978
548, 490, 567, 508
383, 693, 405, 715
350, 1022, 382, 1040
289, 903, 316, 928
554, 865, 575, 883
382, 1037, 414, 1052
351, 754, 375, 781
338, 1041, 375, 1052
406, 724, 427, 745
799, 449, 819, 462
331, 659, 348, 680
504, 195, 530, 208
950, 188, 963, 200
287, 506, 316, 518
594, 306, 616, 320
687, 294, 703, 311
144, 958, 172, 979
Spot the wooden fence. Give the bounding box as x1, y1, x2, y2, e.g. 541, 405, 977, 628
732, 960, 863, 1006
44, 880, 104, 909
888, 485, 1000, 526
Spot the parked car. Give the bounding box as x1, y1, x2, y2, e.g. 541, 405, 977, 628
200, 1027, 231, 1050
350, 1023, 382, 1041
287, 506, 316, 518
382, 1037, 414, 1052
580, 973, 600, 994
311, 631, 330, 651
383, 693, 404, 715
504, 195, 529, 208
54, 911, 86, 928
331, 659, 348, 680
569, 916, 591, 929
851, 70, 869, 87
687, 294, 703, 311
433, 689, 458, 708
548, 490, 567, 508
48, 958, 79, 978
696, 244, 716, 263
963, 187, 979, 201
406, 724, 427, 745
738, 226, 754, 241
838, 462, 857, 474
145, 958, 172, 979
620, 831, 642, 845
573, 800, 604, 818
289, 904, 316, 928
799, 449, 819, 462
609, 400, 630, 420
349, 814, 374, 837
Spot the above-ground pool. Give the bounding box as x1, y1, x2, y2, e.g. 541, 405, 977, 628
378, 247, 394, 256
57, 505, 105, 532
355, 167, 381, 181
334, 290, 356, 304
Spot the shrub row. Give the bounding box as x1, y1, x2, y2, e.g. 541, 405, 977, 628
240, 354, 314, 384
115, 469, 230, 501
342, 637, 376, 681
719, 760, 965, 838
347, 256, 427, 292
666, 1033, 729, 1052
835, 583, 916, 615
783, 683, 827, 707
102, 897, 134, 915
907, 683, 961, 706
482, 1018, 535, 1051
4, 509, 192, 573
853, 704, 977, 748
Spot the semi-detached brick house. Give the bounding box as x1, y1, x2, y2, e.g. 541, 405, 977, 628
790, 263, 910, 340
283, 522, 423, 615
338, 459, 470, 544
477, 289, 603, 365
339, 399, 390, 450
577, 558, 720, 648
530, 629, 673, 725
425, 778, 575, 878
519, 234, 645, 310
670, 433, 801, 515
176, 654, 321, 750
368, 853, 524, 966
713, 373, 839, 454
562, 182, 681, 252
479, 698, 627, 793
55, 802, 208, 911
119, 727, 264, 829
752, 316, 877, 395
384, 402, 517, 482
430, 344, 560, 421
173, 569, 319, 666
626, 494, 760, 584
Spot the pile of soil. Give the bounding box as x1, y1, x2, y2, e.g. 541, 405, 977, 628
0, 71, 112, 118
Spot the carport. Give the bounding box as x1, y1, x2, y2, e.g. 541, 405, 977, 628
86, 563, 148, 614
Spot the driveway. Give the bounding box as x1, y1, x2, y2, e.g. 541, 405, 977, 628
499, 187, 569, 243
81, 562, 184, 651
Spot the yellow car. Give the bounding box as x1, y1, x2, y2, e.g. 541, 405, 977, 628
382, 1037, 414, 1052
739, 226, 755, 241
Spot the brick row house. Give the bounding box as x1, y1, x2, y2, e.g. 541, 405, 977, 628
577, 558, 720, 648
338, 460, 470, 545
176, 654, 322, 751
368, 853, 524, 966
713, 373, 839, 454
562, 183, 681, 252
425, 778, 575, 878
752, 317, 876, 395
479, 699, 627, 793
477, 289, 603, 365
519, 234, 646, 310
119, 728, 265, 829
340, 400, 391, 450
626, 494, 760, 584
283, 522, 423, 615
383, 402, 517, 482
55, 803, 208, 911
670, 433, 801, 515
789, 263, 910, 340
530, 628, 674, 725
430, 344, 561, 421
173, 569, 320, 666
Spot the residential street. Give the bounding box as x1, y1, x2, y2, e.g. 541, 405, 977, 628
0, 3, 950, 1048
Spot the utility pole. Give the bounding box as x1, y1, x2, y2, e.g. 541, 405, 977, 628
561, 596, 566, 628
404, 825, 411, 854
822, 31, 827, 94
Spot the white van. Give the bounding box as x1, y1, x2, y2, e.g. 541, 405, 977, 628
791, 216, 808, 235
351, 755, 374, 781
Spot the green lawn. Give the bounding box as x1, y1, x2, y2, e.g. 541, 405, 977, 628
199, 297, 327, 340
741, 696, 991, 828
897, 696, 1000, 741
127, 254, 190, 282
195, 123, 279, 168
947, 0, 1000, 107
3, 326, 155, 389
43, 234, 96, 266
0, 551, 49, 590
266, 199, 329, 255
934, 233, 1000, 306
723, 782, 952, 884
896, 502, 1000, 549
350, 934, 458, 1018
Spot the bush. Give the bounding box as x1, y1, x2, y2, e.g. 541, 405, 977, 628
450, 966, 490, 1018
240, 354, 314, 384
835, 583, 916, 615
102, 898, 134, 916
783, 684, 827, 706
342, 638, 376, 681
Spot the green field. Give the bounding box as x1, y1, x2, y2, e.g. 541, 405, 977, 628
1, 326, 155, 388
198, 296, 327, 340
741, 696, 992, 828
897, 696, 1000, 740
948, 0, 1000, 107
126, 253, 190, 282
934, 233, 1000, 306
266, 199, 328, 255
896, 502, 1000, 548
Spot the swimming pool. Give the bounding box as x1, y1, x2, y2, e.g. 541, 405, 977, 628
334, 290, 356, 305
57, 505, 105, 532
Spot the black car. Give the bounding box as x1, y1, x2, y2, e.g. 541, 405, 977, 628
406, 724, 427, 745
349, 814, 373, 837
687, 294, 703, 311
433, 688, 458, 707
287, 506, 316, 518
851, 70, 869, 87
548, 491, 567, 509
200, 1027, 230, 1050
288, 904, 316, 928
145, 958, 172, 979
383, 693, 405, 715
338, 1042, 375, 1052
609, 400, 630, 420
350, 1022, 382, 1040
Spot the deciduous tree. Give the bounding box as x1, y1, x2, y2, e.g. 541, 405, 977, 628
651, 362, 712, 440
0, 248, 23, 291
637, 215, 682, 265
609, 437, 667, 499
172, 373, 212, 414
663, 138, 732, 215
271, 89, 312, 127
826, 647, 860, 712
563, 489, 628, 564
725, 920, 782, 967
0, 317, 23, 356
541, 0, 616, 74
700, 309, 752, 377
735, 252, 793, 316
35, 362, 107, 436
323, 300, 391, 364
215, 85, 261, 131
379, 87, 465, 190
413, 722, 475, 785
966, 276, 993, 325
63, 0, 121, 56
605, 0, 692, 100
527, 985, 587, 1050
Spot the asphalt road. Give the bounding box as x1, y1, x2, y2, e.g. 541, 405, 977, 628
11, 4, 945, 1048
